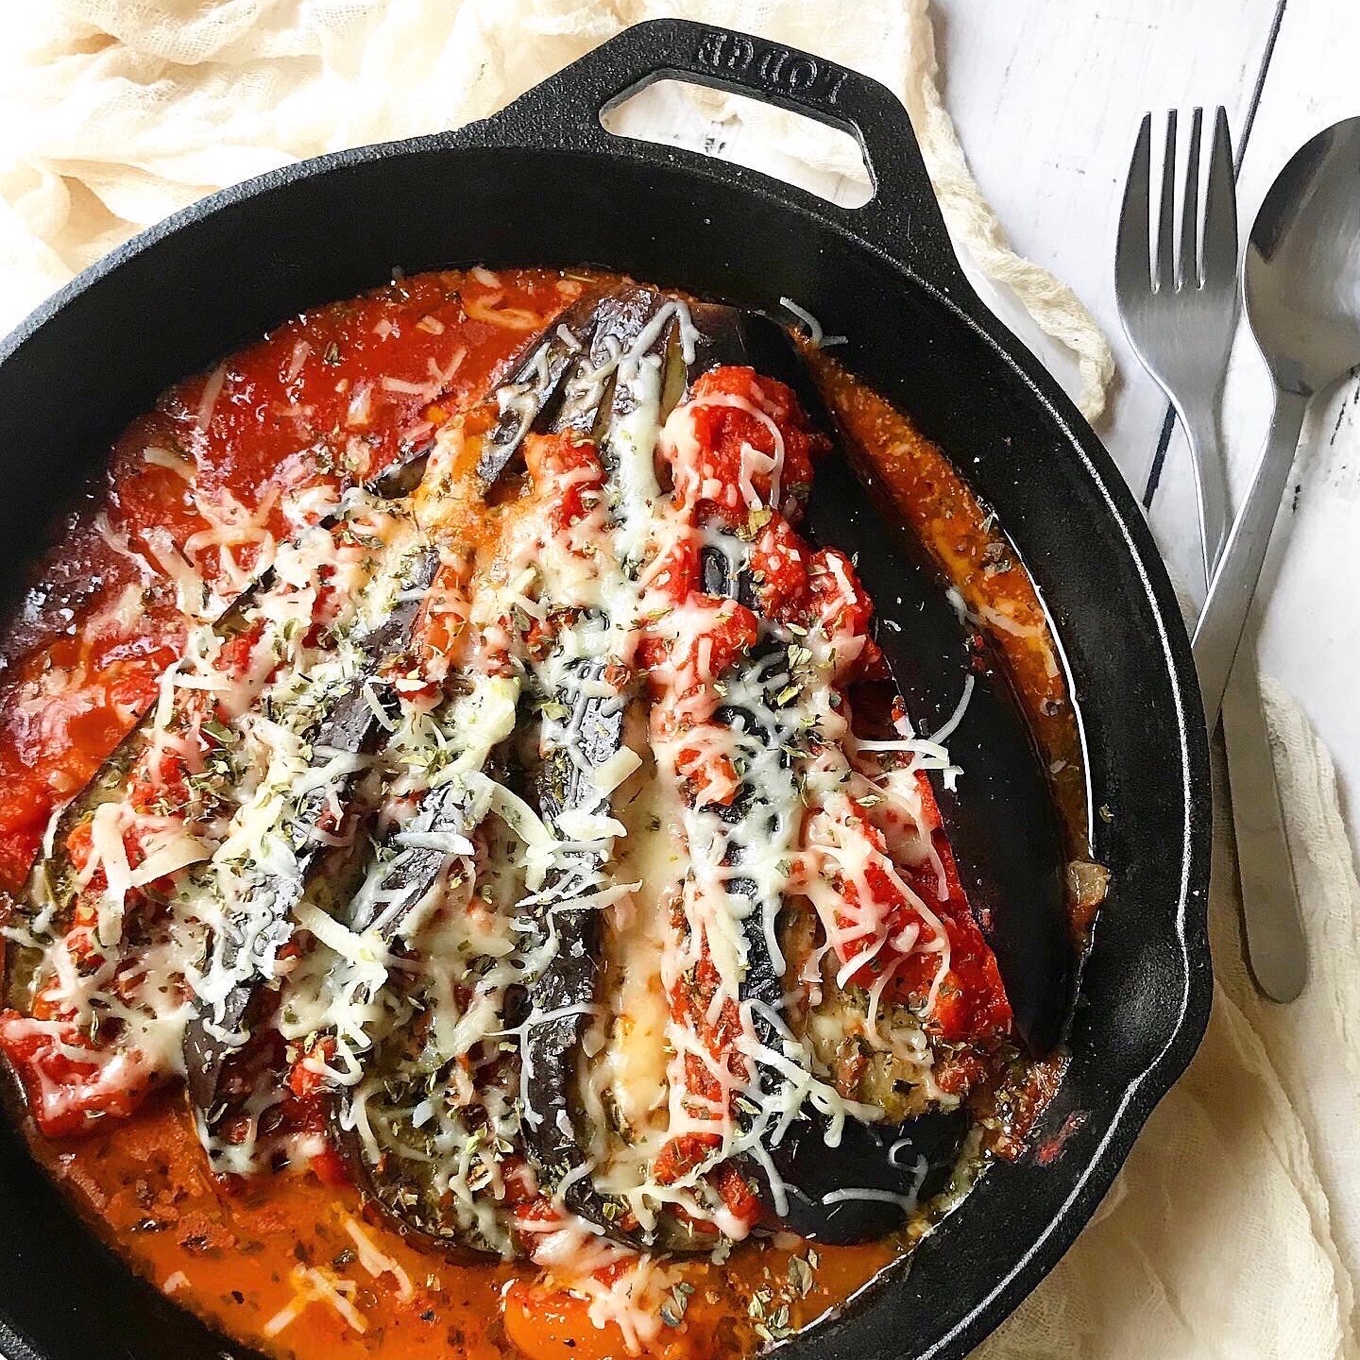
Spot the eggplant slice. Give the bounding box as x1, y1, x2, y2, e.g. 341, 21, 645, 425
475, 286, 625, 486
344, 778, 479, 939
6, 436, 442, 965
5, 583, 282, 974
674, 302, 1071, 1241
183, 543, 440, 1132
686, 535, 970, 1245
328, 761, 524, 1262
339, 283, 671, 1242
331, 702, 529, 1259
510, 289, 719, 1252
518, 652, 629, 1216
688, 303, 1074, 1051
675, 488, 942, 1245
333, 654, 638, 1260
336, 288, 708, 1256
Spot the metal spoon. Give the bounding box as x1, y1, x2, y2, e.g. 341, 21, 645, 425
1195, 118, 1360, 727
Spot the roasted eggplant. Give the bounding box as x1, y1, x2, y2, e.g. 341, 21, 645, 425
480, 290, 1060, 1248
4, 433, 443, 968
329, 971, 523, 1261
475, 287, 623, 485
331, 733, 527, 1257
508, 290, 719, 1251
336, 288, 701, 1255
183, 543, 440, 1132
688, 304, 1074, 1054
518, 654, 628, 1212
344, 779, 478, 938
674, 302, 1073, 1241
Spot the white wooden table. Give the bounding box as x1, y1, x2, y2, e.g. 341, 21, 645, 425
931, 0, 1360, 839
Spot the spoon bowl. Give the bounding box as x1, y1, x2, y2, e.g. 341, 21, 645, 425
1245, 117, 1360, 396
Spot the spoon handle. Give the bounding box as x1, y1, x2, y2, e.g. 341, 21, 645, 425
1183, 403, 1306, 1002
1193, 387, 1309, 724
1220, 648, 1308, 1000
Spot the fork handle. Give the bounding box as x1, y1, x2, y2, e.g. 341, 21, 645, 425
1184, 397, 1307, 1003
1178, 404, 1231, 584
1193, 387, 1309, 724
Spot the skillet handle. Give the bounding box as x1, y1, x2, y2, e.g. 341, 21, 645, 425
483, 18, 964, 287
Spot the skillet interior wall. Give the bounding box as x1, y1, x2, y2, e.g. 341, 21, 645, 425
0, 134, 1209, 1360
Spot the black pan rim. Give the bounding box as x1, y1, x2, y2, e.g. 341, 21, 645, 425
0, 22, 1213, 1360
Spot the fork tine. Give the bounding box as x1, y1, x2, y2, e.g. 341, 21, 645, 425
1156, 110, 1178, 292
1202, 106, 1239, 284
1179, 108, 1204, 289
1116, 114, 1153, 295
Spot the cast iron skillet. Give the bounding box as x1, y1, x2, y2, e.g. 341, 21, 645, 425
0, 19, 1212, 1360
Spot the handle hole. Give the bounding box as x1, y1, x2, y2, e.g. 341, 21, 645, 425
600, 78, 873, 209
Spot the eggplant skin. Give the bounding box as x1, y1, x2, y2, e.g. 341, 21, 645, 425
474, 288, 621, 486
518, 663, 622, 1210
183, 986, 258, 1117
751, 1106, 970, 1245
344, 779, 472, 937
183, 544, 440, 1133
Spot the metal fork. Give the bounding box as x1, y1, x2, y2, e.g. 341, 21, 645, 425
1117, 108, 1235, 566
1116, 107, 1306, 1002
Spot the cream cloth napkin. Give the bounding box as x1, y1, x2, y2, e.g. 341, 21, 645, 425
1, 4, 1357, 1358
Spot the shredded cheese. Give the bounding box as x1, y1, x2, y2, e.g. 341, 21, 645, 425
5, 294, 988, 1312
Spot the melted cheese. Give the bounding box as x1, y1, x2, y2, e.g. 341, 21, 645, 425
10, 308, 979, 1293
518, 1209, 680, 1356
263, 1266, 368, 1338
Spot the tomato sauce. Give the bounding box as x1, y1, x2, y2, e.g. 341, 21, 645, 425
0, 269, 1087, 1360
809, 351, 1088, 856
0, 267, 596, 893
